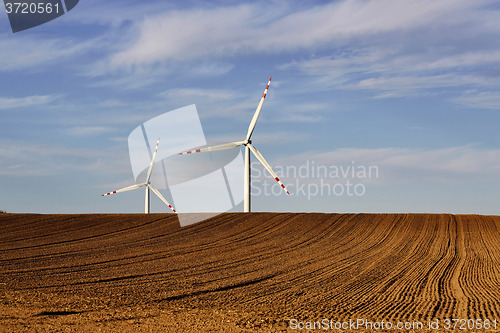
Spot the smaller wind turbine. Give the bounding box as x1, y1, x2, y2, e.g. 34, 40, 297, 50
178, 77, 290, 212
102, 138, 176, 214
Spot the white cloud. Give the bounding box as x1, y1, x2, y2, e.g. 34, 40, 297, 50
275, 145, 500, 185
268, 102, 327, 123
110, 0, 483, 67
157, 87, 258, 119
66, 126, 114, 137
0, 140, 130, 177
159, 88, 233, 101
267, 1, 500, 102
0, 36, 95, 73
453, 91, 500, 110
0, 95, 56, 110
4, 0, 499, 99
158, 84, 327, 123
27, 0, 496, 99
189, 63, 234, 76
282, 46, 500, 98
282, 113, 323, 123
110, 5, 256, 66
353, 74, 488, 98
66, 0, 180, 28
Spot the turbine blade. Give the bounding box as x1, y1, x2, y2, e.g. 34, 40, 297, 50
247, 143, 290, 195
146, 138, 160, 183
246, 77, 272, 141
178, 141, 244, 155
101, 183, 145, 196
149, 184, 177, 213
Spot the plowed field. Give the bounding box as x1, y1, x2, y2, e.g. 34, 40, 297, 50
1, 213, 499, 332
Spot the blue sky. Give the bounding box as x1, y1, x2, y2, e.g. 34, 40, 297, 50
1, 0, 500, 214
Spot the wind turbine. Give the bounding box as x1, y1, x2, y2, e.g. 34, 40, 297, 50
178, 77, 290, 212
102, 138, 176, 214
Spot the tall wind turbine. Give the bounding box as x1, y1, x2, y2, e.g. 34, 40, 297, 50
178, 77, 289, 212
102, 138, 176, 214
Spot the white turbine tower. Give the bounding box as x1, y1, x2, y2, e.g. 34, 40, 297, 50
178, 77, 290, 212
102, 138, 176, 214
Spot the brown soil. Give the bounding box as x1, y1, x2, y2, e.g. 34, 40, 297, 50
1, 213, 499, 332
